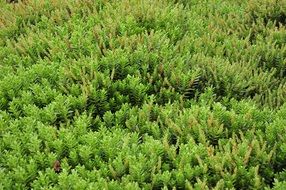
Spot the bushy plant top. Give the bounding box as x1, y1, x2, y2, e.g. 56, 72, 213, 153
0, 0, 285, 189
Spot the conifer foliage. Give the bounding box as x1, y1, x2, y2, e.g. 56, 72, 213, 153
0, 0, 286, 189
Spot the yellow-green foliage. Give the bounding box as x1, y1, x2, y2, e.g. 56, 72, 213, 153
0, 0, 286, 189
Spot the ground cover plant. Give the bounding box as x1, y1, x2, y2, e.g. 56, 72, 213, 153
0, 0, 286, 189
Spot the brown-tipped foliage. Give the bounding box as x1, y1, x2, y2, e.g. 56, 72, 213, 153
0, 0, 285, 189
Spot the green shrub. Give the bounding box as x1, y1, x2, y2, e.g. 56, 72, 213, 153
0, 0, 285, 189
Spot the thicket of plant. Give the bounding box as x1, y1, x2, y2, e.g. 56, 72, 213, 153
0, 0, 285, 189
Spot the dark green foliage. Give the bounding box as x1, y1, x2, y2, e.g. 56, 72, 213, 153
0, 0, 286, 189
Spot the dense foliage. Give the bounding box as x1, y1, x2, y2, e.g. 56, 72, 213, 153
0, 0, 286, 189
